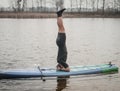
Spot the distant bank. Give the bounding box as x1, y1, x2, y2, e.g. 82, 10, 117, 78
0, 12, 120, 18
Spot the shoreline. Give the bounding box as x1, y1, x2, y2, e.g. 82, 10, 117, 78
0, 12, 120, 18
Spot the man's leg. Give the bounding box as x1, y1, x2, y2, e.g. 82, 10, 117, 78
56, 7, 66, 32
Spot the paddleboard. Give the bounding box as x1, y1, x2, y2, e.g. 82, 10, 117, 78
0, 64, 118, 79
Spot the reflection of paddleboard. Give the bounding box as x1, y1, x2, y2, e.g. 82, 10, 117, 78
0, 64, 118, 79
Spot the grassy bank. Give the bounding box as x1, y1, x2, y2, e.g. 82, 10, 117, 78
0, 12, 120, 18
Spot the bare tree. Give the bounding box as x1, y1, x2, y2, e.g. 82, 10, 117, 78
97, 0, 99, 12
35, 0, 43, 12
113, 0, 119, 11
75, 0, 79, 9
70, 0, 73, 12
102, 0, 105, 14
32, 0, 34, 11
38, 0, 46, 12
22, 0, 27, 11
86, 0, 88, 12
46, 0, 56, 12
39, 0, 43, 8
117, 0, 120, 10
51, 0, 56, 7
79, 0, 83, 12
17, 0, 22, 11
9, 0, 15, 11
44, 0, 46, 11
91, 0, 96, 12
71, 0, 79, 12
36, 0, 40, 8
9, 0, 22, 12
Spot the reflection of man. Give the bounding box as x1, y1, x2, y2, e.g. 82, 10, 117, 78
56, 0, 70, 72
56, 77, 68, 91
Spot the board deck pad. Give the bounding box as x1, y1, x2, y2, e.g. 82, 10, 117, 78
0, 64, 118, 79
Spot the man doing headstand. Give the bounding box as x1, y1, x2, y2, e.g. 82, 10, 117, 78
56, 0, 70, 72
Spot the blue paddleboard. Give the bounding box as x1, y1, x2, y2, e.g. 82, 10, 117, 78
0, 64, 118, 79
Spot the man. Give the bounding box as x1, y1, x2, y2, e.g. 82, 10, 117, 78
56, 0, 70, 72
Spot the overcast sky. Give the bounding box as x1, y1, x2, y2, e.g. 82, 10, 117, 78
0, 0, 9, 7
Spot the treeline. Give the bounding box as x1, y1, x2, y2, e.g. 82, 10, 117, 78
0, 0, 120, 14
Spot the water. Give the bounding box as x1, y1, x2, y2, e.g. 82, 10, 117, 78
0, 18, 120, 91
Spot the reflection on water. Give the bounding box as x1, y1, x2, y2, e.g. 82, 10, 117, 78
0, 18, 120, 91
56, 76, 69, 91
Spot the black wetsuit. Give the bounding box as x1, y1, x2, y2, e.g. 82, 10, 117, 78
56, 33, 69, 68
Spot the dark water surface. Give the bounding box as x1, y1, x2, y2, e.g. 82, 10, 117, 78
0, 18, 120, 91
